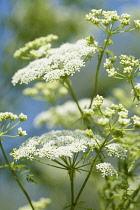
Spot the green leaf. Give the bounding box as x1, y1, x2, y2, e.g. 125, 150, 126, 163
105, 50, 114, 56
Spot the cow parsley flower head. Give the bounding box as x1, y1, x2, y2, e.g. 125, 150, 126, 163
11, 130, 100, 161
96, 162, 118, 177
105, 143, 127, 159
12, 39, 98, 85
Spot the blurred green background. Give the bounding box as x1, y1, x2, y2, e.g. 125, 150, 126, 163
0, 0, 140, 209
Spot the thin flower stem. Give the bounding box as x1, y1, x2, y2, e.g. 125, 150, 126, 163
0, 138, 35, 210
2, 121, 20, 135
34, 158, 67, 170
73, 132, 111, 208
89, 32, 112, 108
64, 79, 83, 115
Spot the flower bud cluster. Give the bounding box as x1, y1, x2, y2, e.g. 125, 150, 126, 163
96, 162, 118, 177
83, 109, 94, 116
92, 95, 104, 109
134, 20, 140, 28
131, 115, 140, 128
104, 55, 140, 83
23, 81, 68, 103
133, 83, 140, 98
14, 34, 58, 59
0, 112, 27, 138
0, 112, 27, 123
86, 9, 140, 33
0, 112, 18, 122
120, 13, 130, 26
119, 55, 139, 67
18, 127, 27, 137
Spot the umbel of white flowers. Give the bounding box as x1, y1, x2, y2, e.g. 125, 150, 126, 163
12, 39, 98, 85
11, 130, 127, 177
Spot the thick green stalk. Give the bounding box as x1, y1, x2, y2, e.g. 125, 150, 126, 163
69, 169, 75, 210
89, 32, 112, 108
0, 138, 35, 210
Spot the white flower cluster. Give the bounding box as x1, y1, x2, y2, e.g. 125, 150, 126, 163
134, 20, 140, 28
131, 115, 140, 128
106, 68, 117, 78
18, 127, 27, 137
18, 197, 51, 210
119, 55, 139, 67
133, 83, 140, 98
0, 112, 27, 122
104, 55, 140, 79
11, 130, 100, 161
97, 118, 109, 126
85, 9, 138, 29
0, 112, 18, 122
105, 143, 127, 159
12, 39, 98, 85
92, 95, 104, 109
14, 34, 58, 59
96, 162, 118, 177
86, 10, 119, 25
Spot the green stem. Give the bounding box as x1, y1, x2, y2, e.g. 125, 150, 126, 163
64, 79, 83, 115
130, 79, 139, 101
69, 169, 75, 210
124, 185, 140, 209
89, 32, 112, 108
0, 138, 35, 210
73, 132, 111, 208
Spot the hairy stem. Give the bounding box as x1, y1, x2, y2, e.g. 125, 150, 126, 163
0, 138, 35, 210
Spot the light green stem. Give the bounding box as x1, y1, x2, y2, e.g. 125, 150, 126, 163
0, 138, 35, 210
64, 79, 83, 115
89, 32, 112, 108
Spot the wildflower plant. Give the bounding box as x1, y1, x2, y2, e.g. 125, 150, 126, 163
1, 8, 140, 210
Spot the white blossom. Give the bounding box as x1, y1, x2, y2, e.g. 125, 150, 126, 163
131, 115, 140, 128
18, 127, 27, 137
12, 39, 98, 85
19, 113, 28, 121
96, 162, 118, 177
106, 68, 117, 78
105, 143, 127, 159
0, 112, 18, 122
11, 130, 100, 161
134, 20, 140, 28
92, 95, 104, 109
